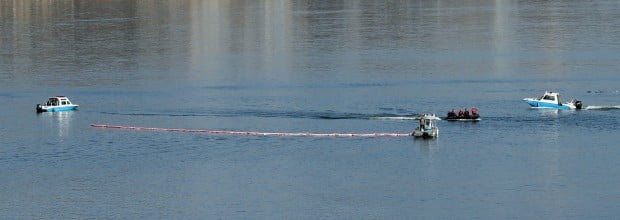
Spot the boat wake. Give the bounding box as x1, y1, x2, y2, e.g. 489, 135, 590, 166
585, 105, 620, 110
369, 116, 419, 120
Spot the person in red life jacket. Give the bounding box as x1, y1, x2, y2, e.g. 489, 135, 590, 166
471, 108, 478, 116
458, 109, 463, 117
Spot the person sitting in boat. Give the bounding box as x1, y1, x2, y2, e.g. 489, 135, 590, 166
447, 109, 457, 118
463, 108, 470, 118
458, 109, 463, 117
471, 108, 478, 116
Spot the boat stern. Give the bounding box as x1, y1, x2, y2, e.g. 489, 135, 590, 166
36, 104, 45, 112
412, 127, 438, 138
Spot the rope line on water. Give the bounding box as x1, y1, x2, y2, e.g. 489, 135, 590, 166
90, 124, 412, 138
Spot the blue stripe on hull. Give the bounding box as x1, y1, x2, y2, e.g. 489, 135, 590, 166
526, 101, 569, 109
46, 106, 78, 112
527, 100, 538, 107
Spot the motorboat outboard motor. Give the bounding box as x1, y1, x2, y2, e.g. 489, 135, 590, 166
573, 99, 583, 109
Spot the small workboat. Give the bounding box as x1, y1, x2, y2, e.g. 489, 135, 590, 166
446, 108, 480, 121
36, 96, 79, 112
412, 113, 440, 138
523, 91, 582, 110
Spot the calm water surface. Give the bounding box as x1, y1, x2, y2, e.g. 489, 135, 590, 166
1, 0, 620, 218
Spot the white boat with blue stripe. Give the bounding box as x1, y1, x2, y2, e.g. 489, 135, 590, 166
523, 91, 582, 110
36, 96, 79, 112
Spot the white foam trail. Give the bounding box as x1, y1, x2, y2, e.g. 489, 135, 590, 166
585, 105, 620, 110
369, 116, 418, 120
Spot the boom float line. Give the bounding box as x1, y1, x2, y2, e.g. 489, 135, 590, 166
90, 124, 411, 137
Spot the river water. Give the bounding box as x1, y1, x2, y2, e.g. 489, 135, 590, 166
2, 0, 620, 218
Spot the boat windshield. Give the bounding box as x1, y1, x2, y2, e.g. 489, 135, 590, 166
542, 95, 555, 101
47, 98, 59, 106
420, 119, 432, 128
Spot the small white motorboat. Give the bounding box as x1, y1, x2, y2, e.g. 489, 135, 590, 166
523, 91, 582, 110
412, 113, 440, 138
36, 96, 79, 112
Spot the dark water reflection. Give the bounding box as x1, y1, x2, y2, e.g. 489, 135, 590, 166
2, 0, 620, 218
3, 0, 618, 88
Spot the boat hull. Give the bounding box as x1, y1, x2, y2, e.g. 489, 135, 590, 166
446, 118, 481, 122
412, 128, 438, 138
445, 114, 480, 121
37, 105, 78, 112
525, 99, 572, 109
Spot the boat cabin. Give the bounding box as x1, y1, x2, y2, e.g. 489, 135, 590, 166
540, 92, 562, 105
45, 96, 73, 106
419, 117, 436, 131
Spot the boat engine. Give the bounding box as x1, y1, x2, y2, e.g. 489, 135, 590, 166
573, 100, 583, 109
36, 104, 43, 112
